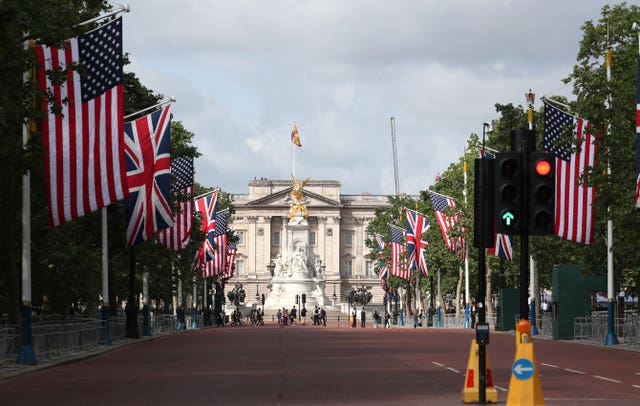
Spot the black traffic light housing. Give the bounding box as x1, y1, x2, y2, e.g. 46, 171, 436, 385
296, 294, 299, 305
474, 158, 495, 248
301, 293, 306, 304
494, 152, 522, 234
261, 294, 265, 306
528, 152, 555, 235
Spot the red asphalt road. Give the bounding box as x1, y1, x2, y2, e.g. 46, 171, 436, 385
1, 323, 640, 405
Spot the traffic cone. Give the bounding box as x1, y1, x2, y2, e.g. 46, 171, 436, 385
462, 339, 498, 403
506, 335, 544, 405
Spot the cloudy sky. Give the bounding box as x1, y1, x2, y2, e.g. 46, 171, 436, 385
123, 0, 617, 195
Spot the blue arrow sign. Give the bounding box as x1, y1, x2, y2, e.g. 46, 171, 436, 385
512, 358, 535, 380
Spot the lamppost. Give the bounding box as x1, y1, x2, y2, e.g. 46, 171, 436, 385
266, 260, 275, 277
332, 285, 337, 306
255, 283, 260, 304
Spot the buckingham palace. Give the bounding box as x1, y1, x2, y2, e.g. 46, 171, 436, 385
226, 178, 391, 309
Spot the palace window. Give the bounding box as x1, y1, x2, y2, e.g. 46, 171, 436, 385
365, 260, 373, 277
273, 231, 280, 246
344, 258, 353, 277
344, 231, 353, 246
309, 231, 316, 246
236, 260, 244, 277
237, 231, 245, 246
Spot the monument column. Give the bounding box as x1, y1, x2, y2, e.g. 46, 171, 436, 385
247, 216, 257, 278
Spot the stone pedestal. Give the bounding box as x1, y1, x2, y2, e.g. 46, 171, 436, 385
264, 213, 329, 310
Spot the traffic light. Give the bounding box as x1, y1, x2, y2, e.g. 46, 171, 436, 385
261, 294, 265, 306
301, 293, 306, 304
494, 152, 522, 234
528, 152, 555, 235
296, 294, 299, 305
473, 158, 495, 248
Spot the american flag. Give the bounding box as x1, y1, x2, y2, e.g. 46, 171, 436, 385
428, 191, 466, 261
209, 209, 230, 276
195, 191, 218, 261
635, 55, 640, 208
220, 240, 237, 280
389, 225, 409, 280
405, 208, 429, 277
36, 18, 127, 227
156, 157, 194, 250
124, 104, 172, 246
542, 101, 597, 245
375, 234, 389, 289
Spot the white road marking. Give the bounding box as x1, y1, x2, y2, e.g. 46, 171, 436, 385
632, 384, 640, 389
593, 375, 621, 383
432, 362, 444, 367
541, 362, 558, 368
494, 385, 508, 392
447, 367, 460, 374
564, 368, 586, 375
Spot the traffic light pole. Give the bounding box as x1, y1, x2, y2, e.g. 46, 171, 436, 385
518, 129, 531, 323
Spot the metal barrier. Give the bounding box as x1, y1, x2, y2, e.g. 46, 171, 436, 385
1, 326, 17, 366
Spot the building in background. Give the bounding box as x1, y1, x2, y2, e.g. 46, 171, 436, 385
228, 178, 390, 309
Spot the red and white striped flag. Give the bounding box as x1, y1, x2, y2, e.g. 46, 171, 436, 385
35, 18, 127, 227
543, 101, 597, 245
156, 157, 194, 250
389, 225, 409, 280
428, 191, 466, 261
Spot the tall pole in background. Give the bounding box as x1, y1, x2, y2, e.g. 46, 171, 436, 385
99, 208, 112, 345
18, 49, 36, 363
604, 28, 619, 345
390, 117, 400, 196
463, 148, 470, 328
526, 90, 539, 336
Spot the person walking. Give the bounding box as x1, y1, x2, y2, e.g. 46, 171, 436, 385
320, 307, 327, 326
384, 310, 391, 328
301, 306, 307, 325
351, 308, 357, 328
360, 308, 366, 328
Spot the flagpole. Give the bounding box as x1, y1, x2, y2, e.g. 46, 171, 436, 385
176, 265, 185, 330
78, 4, 130, 26
526, 90, 539, 336
99, 207, 112, 345
604, 29, 619, 345
142, 270, 151, 336
124, 98, 175, 121
17, 39, 36, 365
463, 147, 470, 329
192, 275, 198, 329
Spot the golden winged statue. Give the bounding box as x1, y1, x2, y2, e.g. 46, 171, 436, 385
289, 174, 310, 220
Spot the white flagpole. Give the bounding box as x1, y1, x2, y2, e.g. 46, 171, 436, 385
17, 39, 36, 365
463, 148, 470, 328
604, 30, 619, 345
124, 97, 175, 121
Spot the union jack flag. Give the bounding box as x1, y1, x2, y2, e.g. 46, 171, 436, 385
375, 234, 389, 289
156, 157, 194, 250
405, 208, 429, 277
428, 191, 466, 261
124, 104, 172, 246
389, 225, 409, 280
195, 191, 218, 261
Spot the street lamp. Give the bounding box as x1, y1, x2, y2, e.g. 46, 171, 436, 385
266, 260, 275, 277
255, 283, 260, 303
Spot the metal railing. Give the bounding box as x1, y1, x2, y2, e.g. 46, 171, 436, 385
574, 314, 640, 346
1, 313, 181, 366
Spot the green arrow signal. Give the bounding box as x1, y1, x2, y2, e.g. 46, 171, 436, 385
502, 211, 515, 226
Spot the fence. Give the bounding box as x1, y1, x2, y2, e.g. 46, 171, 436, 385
574, 313, 640, 346
1, 313, 181, 366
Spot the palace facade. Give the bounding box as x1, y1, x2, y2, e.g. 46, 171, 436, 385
227, 178, 391, 308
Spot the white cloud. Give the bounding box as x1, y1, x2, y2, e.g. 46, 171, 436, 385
123, 0, 616, 195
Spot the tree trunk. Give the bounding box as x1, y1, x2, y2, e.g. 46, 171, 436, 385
456, 265, 463, 317
486, 261, 493, 320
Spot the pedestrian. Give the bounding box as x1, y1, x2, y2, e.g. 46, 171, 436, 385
470, 303, 477, 329
351, 308, 357, 328
320, 307, 326, 326
290, 306, 297, 325
301, 306, 307, 325
384, 310, 391, 328
373, 310, 380, 328
360, 308, 366, 328
414, 309, 420, 329
276, 309, 282, 326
